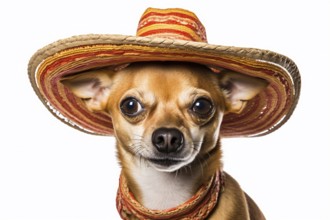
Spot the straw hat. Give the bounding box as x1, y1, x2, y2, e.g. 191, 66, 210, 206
28, 7, 301, 137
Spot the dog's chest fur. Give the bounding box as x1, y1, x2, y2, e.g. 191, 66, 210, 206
131, 164, 202, 210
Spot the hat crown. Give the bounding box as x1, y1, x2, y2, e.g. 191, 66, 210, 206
137, 8, 207, 42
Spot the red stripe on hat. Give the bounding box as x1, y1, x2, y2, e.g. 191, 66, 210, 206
139, 20, 200, 34
139, 11, 200, 25
139, 28, 199, 41
40, 60, 114, 133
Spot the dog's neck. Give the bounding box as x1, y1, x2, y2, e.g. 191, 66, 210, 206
120, 146, 222, 210
130, 161, 203, 209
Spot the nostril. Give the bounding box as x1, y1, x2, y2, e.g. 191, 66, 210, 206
171, 137, 177, 146
156, 135, 165, 145
170, 136, 182, 148
152, 128, 184, 153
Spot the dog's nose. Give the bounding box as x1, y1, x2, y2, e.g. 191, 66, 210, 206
152, 128, 184, 153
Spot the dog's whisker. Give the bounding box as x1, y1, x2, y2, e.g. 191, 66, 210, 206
174, 169, 179, 180
132, 134, 144, 139
190, 141, 202, 152
127, 140, 154, 169
188, 164, 193, 177
197, 158, 205, 177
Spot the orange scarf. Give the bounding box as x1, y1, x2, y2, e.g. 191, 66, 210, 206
116, 171, 224, 219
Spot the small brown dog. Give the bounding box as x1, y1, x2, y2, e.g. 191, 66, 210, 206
62, 61, 268, 219
28, 6, 300, 220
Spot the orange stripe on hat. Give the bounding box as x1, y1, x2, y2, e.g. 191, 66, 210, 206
138, 24, 203, 41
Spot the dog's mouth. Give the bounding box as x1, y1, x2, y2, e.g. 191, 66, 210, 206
148, 158, 182, 167
144, 156, 192, 172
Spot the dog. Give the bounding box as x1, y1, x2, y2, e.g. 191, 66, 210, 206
61, 61, 268, 219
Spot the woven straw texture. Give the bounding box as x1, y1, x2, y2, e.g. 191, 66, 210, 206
28, 8, 301, 137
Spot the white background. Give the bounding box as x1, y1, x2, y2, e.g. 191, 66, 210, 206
0, 0, 329, 219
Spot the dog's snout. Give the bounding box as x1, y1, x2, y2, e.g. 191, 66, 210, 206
152, 128, 184, 153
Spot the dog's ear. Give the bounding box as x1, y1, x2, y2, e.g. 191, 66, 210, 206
220, 71, 269, 114
61, 69, 114, 112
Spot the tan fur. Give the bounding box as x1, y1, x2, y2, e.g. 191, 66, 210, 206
62, 62, 267, 219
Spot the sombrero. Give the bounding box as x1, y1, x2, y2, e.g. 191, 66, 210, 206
28, 7, 301, 137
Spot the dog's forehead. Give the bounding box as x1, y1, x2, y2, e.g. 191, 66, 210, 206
123, 63, 216, 93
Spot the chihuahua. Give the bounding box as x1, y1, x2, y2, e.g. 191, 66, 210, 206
62, 61, 268, 219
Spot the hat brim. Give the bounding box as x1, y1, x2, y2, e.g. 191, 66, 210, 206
28, 34, 300, 137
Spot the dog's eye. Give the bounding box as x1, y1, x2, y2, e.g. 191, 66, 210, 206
191, 98, 214, 117
120, 97, 144, 117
